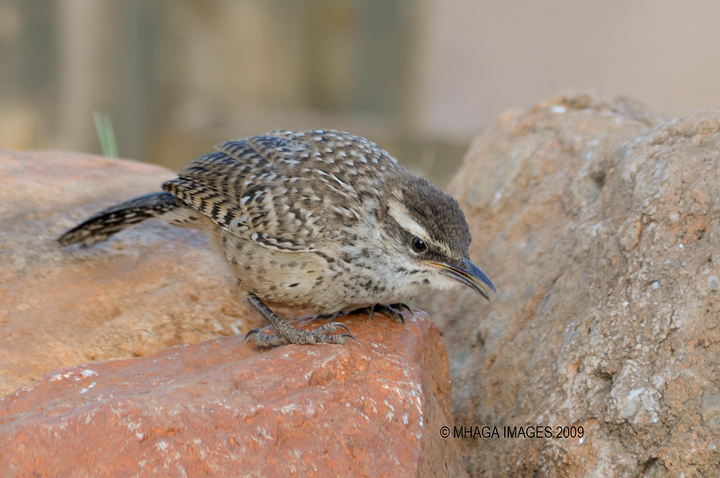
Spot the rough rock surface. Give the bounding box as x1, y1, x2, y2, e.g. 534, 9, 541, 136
0, 312, 465, 477
0, 151, 252, 397
422, 92, 720, 476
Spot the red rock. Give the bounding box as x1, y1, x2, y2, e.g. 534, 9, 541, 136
0, 311, 466, 477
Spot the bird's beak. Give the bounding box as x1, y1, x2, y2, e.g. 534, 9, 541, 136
425, 258, 497, 302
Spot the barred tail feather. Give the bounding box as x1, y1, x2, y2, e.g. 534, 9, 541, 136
58, 191, 185, 246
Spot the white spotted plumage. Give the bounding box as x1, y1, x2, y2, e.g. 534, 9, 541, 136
163, 130, 406, 253
59, 129, 493, 333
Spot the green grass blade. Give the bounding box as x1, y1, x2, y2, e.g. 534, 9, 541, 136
93, 112, 118, 158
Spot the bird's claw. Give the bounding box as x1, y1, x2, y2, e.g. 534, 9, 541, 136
338, 332, 359, 343
244, 328, 291, 348
313, 321, 351, 334
243, 328, 259, 344
367, 303, 411, 323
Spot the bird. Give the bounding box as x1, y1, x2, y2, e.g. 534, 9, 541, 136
58, 130, 496, 347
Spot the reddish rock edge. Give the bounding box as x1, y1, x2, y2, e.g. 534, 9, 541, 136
0, 311, 466, 477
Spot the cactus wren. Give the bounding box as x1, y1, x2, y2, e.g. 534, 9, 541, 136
59, 130, 496, 347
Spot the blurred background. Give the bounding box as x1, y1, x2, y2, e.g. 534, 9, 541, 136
3, 0, 720, 186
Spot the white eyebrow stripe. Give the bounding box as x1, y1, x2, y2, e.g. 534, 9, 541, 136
387, 199, 430, 240
387, 198, 457, 258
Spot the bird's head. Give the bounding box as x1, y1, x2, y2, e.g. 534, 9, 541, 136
381, 175, 496, 301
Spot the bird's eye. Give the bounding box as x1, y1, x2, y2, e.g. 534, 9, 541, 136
411, 236, 427, 253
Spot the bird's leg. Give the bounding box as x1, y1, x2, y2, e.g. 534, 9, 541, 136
244, 294, 357, 347
353, 303, 412, 324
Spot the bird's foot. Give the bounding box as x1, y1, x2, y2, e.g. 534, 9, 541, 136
244, 323, 357, 347
356, 303, 412, 323
244, 294, 357, 348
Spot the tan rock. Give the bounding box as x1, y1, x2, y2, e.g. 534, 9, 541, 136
0, 311, 465, 477
422, 92, 720, 476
